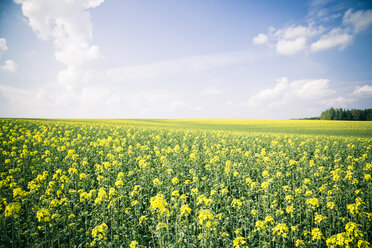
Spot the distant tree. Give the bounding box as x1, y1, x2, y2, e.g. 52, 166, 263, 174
366, 110, 372, 121
320, 108, 372, 121
351, 109, 361, 121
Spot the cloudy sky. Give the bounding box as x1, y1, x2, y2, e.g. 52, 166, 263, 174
0, 0, 371, 118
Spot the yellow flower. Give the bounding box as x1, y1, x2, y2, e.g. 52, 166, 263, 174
295, 239, 305, 247
261, 181, 269, 190
95, 187, 107, 205
153, 178, 162, 186
91, 223, 108, 240
191, 188, 199, 195
264, 215, 274, 225
171, 177, 179, 185
197, 195, 213, 206
198, 209, 213, 225
231, 199, 242, 208
311, 228, 322, 241
272, 223, 289, 238
327, 202, 335, 210
326, 232, 352, 247
68, 167, 78, 175
115, 180, 124, 188
189, 153, 196, 160
36, 208, 50, 222
156, 222, 168, 231
358, 240, 370, 248
314, 213, 326, 224
286, 205, 294, 215
171, 190, 180, 197
150, 193, 169, 215
255, 220, 265, 231
13, 188, 28, 199
262, 170, 269, 178
79, 173, 87, 179
221, 188, 229, 195
233, 236, 246, 248
80, 191, 92, 202
306, 198, 319, 209
129, 241, 139, 248
5, 202, 21, 218
139, 216, 148, 225
345, 222, 363, 238
285, 195, 293, 203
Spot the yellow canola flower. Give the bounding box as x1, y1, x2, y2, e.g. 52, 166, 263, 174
233, 236, 246, 248
139, 216, 148, 225
345, 222, 363, 238
68, 167, 78, 175
358, 240, 370, 248
197, 195, 213, 206
295, 239, 305, 247
311, 228, 322, 241
153, 178, 162, 186
91, 223, 108, 240
150, 193, 169, 215
326, 232, 352, 247
314, 213, 326, 224
255, 220, 265, 231
272, 223, 289, 238
13, 187, 28, 199
5, 202, 21, 218
198, 209, 213, 225
79, 173, 87, 179
36, 208, 50, 222
180, 204, 191, 216
115, 180, 124, 188
265, 215, 274, 225
129, 241, 139, 248
327, 202, 335, 210
156, 222, 168, 231
306, 198, 319, 209
231, 199, 242, 208
171, 177, 179, 185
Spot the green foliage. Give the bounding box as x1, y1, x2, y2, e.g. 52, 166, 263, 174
320, 108, 372, 121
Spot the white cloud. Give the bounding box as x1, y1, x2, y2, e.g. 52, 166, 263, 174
275, 25, 324, 40
246, 78, 372, 116
321, 96, 354, 108
248, 77, 335, 108
254, 8, 372, 55
352, 85, 372, 97
0, 38, 18, 71
261, 24, 325, 55
0, 38, 8, 58
15, 0, 106, 90
252, 33, 268, 45
0, 60, 18, 72
201, 87, 224, 96
310, 28, 353, 52
276, 37, 307, 55
108, 50, 260, 82
343, 9, 372, 33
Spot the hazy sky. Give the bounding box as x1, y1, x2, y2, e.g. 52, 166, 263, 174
0, 0, 371, 118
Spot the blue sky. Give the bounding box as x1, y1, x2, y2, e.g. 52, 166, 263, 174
0, 0, 371, 118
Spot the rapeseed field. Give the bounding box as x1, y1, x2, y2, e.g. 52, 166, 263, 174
0, 119, 371, 247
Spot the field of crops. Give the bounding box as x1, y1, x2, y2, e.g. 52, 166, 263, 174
0, 118, 371, 247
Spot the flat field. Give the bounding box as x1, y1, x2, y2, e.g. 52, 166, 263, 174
0, 119, 371, 247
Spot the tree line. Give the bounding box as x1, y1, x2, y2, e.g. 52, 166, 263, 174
320, 108, 372, 121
